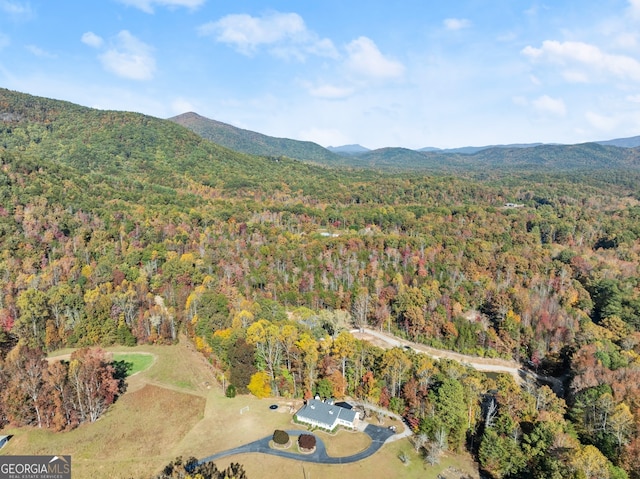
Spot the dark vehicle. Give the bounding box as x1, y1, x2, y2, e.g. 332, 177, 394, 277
269, 404, 279, 410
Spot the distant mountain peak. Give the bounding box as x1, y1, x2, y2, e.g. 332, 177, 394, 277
171, 111, 204, 120
327, 144, 370, 155
169, 112, 342, 164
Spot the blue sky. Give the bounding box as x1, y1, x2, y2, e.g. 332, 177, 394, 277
2, 1, 640, 149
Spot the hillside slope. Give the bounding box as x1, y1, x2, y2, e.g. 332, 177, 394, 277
347, 143, 640, 171
169, 112, 343, 164
0, 88, 357, 204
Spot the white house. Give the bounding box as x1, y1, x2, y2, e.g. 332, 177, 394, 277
295, 399, 358, 430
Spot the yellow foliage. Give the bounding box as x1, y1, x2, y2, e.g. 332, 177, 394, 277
564, 288, 579, 307
581, 321, 614, 342
248, 371, 272, 398
185, 291, 199, 314
505, 310, 521, 324
624, 349, 640, 366
601, 316, 630, 342
232, 310, 255, 329
81, 264, 92, 278
194, 336, 212, 354
213, 328, 234, 340
180, 252, 195, 264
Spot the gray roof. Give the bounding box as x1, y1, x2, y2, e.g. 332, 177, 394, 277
296, 399, 357, 427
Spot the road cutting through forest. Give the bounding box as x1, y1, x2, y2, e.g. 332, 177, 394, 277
352, 327, 564, 395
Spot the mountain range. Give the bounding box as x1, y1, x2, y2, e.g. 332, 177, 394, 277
169, 112, 640, 171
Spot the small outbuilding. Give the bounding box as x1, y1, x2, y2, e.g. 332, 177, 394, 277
295, 399, 358, 431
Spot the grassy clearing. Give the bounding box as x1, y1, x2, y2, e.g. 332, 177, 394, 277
1, 384, 206, 479
173, 394, 307, 460
5, 339, 479, 479
212, 443, 479, 479
317, 429, 371, 457
112, 353, 155, 376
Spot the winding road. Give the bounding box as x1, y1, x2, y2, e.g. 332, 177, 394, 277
353, 328, 564, 395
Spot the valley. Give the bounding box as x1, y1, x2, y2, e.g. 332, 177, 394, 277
1, 88, 640, 478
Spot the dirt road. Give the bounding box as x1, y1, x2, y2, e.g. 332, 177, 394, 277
353, 328, 527, 383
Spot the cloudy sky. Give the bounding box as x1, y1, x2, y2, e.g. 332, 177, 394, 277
2, 0, 640, 149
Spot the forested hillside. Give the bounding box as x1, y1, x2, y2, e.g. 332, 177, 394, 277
2, 88, 640, 477
172, 110, 640, 172
169, 111, 342, 164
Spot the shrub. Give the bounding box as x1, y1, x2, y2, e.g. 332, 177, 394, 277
298, 434, 316, 450
273, 430, 289, 445
225, 384, 236, 398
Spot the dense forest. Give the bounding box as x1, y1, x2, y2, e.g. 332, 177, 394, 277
2, 88, 640, 478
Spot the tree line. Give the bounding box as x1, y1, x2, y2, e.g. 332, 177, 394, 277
0, 346, 124, 430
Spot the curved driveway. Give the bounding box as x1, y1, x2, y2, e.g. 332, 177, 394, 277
199, 424, 395, 465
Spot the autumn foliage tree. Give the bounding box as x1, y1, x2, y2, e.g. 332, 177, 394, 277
0, 345, 123, 430
298, 434, 316, 451
67, 347, 122, 423
247, 371, 271, 399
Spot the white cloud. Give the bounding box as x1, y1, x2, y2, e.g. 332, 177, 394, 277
25, 45, 56, 58
81, 32, 104, 49
444, 18, 471, 31
626, 93, 640, 102
98, 31, 156, 81
170, 97, 196, 115
562, 70, 590, 83
345, 36, 405, 79
306, 83, 353, 99
586, 111, 617, 131
306, 38, 339, 58
613, 32, 637, 49
512, 96, 528, 107
532, 95, 566, 116
629, 0, 640, 19
299, 127, 350, 147
0, 0, 32, 18
522, 40, 640, 82
116, 0, 205, 14
199, 12, 337, 59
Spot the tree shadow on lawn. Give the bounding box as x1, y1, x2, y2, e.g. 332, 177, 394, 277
112, 359, 133, 393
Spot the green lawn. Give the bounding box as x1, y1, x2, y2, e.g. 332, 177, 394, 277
18, 342, 479, 479
112, 352, 155, 377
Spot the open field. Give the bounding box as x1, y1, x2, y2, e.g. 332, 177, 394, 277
318, 428, 371, 457
1, 339, 479, 479
113, 353, 155, 376
212, 442, 479, 479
